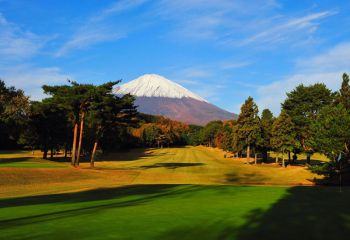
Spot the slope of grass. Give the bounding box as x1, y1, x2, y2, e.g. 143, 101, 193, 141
0, 146, 325, 198
0, 150, 66, 168
0, 185, 349, 240
82, 146, 324, 186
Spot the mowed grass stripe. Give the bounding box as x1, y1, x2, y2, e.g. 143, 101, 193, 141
1, 185, 349, 240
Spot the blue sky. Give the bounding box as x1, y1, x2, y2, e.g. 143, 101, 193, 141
1, 0, 350, 114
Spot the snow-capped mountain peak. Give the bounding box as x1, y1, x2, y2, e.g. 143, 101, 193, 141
114, 74, 207, 102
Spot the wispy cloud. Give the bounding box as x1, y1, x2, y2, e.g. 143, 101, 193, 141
239, 11, 336, 46
256, 42, 350, 114
0, 13, 46, 59
93, 0, 149, 21
220, 61, 252, 69
152, 0, 336, 50
56, 0, 148, 56
0, 64, 71, 100
55, 27, 125, 57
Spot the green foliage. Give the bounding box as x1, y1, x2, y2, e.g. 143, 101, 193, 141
0, 80, 30, 148
220, 124, 234, 151
271, 111, 298, 153
185, 125, 204, 145
200, 121, 223, 147
259, 109, 274, 160
335, 73, 350, 110
19, 100, 70, 157
308, 162, 335, 177
236, 97, 261, 148
309, 104, 350, 161
282, 83, 334, 151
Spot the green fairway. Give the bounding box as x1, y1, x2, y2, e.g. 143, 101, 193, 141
0, 185, 349, 240
0, 150, 66, 168
0, 147, 344, 239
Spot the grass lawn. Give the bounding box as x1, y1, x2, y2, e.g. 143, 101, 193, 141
1, 147, 345, 239
0, 185, 349, 239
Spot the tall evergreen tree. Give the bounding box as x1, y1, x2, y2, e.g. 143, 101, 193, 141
335, 73, 350, 110
309, 104, 350, 162
259, 109, 274, 162
0, 80, 30, 148
271, 111, 298, 167
88, 86, 137, 167
236, 97, 261, 162
282, 83, 334, 163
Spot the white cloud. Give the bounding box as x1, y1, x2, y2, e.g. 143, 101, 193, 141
56, 0, 148, 56
256, 42, 350, 114
0, 13, 46, 59
240, 11, 336, 46
296, 42, 350, 71
94, 0, 149, 21
220, 61, 251, 69
56, 27, 125, 57
0, 64, 72, 100
155, 0, 280, 41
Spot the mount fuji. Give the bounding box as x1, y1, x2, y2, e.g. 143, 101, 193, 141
114, 74, 236, 125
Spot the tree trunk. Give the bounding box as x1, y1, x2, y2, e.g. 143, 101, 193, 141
246, 145, 250, 163
288, 151, 291, 162
71, 123, 78, 166
90, 140, 98, 168
288, 151, 291, 165
262, 150, 268, 163
275, 154, 278, 164
64, 144, 68, 160
306, 153, 311, 165
282, 150, 285, 168
50, 146, 54, 160
43, 148, 48, 159
76, 112, 85, 167
254, 153, 257, 164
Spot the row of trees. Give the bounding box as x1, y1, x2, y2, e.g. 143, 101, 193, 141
0, 80, 192, 167
0, 80, 138, 167
189, 73, 350, 171
2, 73, 350, 174
132, 114, 189, 148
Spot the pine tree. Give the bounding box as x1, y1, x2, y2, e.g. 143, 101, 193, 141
260, 109, 274, 162
271, 111, 297, 167
336, 73, 350, 110
282, 83, 334, 163
236, 97, 261, 163
310, 104, 350, 161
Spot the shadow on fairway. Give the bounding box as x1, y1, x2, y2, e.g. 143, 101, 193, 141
93, 148, 174, 162
0, 184, 201, 229
225, 172, 268, 184
0, 157, 34, 164
0, 184, 196, 209
236, 186, 350, 240
156, 186, 350, 240
140, 162, 205, 169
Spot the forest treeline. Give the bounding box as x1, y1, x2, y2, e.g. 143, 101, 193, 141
1, 73, 350, 175
0, 80, 189, 166
187, 73, 350, 177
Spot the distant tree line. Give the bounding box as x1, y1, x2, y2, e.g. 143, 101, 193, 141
1, 73, 350, 175
187, 73, 350, 176
0, 80, 191, 167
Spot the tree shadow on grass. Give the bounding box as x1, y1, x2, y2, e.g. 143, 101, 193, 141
156, 186, 350, 240
237, 186, 350, 240
85, 148, 175, 163
0, 184, 201, 229
225, 172, 268, 184
139, 162, 205, 170
0, 184, 194, 208
0, 157, 34, 164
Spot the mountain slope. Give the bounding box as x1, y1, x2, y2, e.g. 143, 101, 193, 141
114, 74, 236, 125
